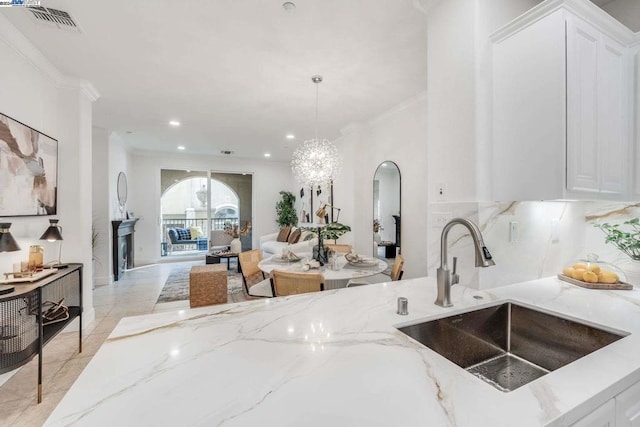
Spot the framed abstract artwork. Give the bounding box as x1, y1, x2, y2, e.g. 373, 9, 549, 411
0, 112, 58, 216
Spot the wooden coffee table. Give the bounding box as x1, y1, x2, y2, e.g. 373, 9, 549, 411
205, 251, 241, 273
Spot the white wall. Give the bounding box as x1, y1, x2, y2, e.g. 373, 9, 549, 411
336, 93, 429, 279
92, 127, 111, 284
426, 0, 477, 203
109, 132, 131, 220
0, 15, 97, 324
129, 151, 293, 265
600, 0, 640, 32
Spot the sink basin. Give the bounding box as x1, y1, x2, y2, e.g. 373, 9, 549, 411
397, 302, 626, 392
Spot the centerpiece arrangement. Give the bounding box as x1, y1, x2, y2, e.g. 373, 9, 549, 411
301, 222, 351, 265
224, 221, 251, 253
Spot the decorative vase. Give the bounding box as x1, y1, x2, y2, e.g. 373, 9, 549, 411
312, 232, 328, 265
230, 238, 242, 254
374, 232, 382, 244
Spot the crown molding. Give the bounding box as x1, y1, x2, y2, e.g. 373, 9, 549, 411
0, 13, 100, 101
491, 0, 637, 46
0, 13, 63, 83
367, 90, 428, 127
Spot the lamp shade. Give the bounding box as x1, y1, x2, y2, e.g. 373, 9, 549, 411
40, 219, 63, 242
0, 223, 20, 252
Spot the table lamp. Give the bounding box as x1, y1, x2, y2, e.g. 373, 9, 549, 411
0, 223, 20, 295
0, 223, 20, 253
40, 219, 68, 269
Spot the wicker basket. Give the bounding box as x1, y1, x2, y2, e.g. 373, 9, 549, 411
189, 264, 228, 308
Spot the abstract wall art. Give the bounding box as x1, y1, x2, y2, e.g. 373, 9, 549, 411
0, 113, 58, 216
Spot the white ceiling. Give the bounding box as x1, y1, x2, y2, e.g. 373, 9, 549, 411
1, 0, 428, 162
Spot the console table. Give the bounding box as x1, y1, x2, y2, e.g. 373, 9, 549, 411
0, 264, 82, 403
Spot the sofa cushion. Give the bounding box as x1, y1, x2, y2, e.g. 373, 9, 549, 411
261, 240, 285, 255
301, 231, 315, 241
276, 226, 291, 242
288, 229, 301, 244
190, 226, 205, 239
168, 228, 179, 244
176, 228, 192, 241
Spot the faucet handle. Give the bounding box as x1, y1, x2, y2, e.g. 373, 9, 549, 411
451, 257, 459, 285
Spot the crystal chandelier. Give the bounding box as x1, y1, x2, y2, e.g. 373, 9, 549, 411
291, 75, 341, 188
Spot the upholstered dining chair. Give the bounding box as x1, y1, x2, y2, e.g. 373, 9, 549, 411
325, 243, 352, 254
271, 270, 325, 297
238, 249, 273, 297
347, 254, 404, 287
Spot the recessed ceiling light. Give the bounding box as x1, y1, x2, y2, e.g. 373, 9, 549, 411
264, 153, 271, 158
286, 134, 295, 140
169, 120, 181, 127
177, 145, 186, 150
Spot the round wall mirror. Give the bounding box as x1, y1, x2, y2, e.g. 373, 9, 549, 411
117, 172, 128, 207
373, 161, 400, 259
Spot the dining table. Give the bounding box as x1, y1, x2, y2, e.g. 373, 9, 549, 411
258, 252, 388, 290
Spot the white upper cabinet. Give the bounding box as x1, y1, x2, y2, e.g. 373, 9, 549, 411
491, 0, 635, 201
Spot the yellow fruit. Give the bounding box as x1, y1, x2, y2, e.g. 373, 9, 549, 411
572, 268, 587, 280
583, 271, 598, 283
563, 267, 575, 277
573, 262, 588, 270
597, 270, 619, 284
588, 264, 601, 274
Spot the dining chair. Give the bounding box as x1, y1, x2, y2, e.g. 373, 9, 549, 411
271, 270, 324, 296
347, 254, 404, 287
325, 243, 352, 254
238, 249, 273, 297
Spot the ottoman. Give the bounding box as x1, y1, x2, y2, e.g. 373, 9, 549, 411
189, 264, 228, 308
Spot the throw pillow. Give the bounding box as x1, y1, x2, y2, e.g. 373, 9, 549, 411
176, 228, 191, 241
301, 231, 315, 241
276, 226, 291, 242
288, 229, 302, 244
189, 226, 205, 239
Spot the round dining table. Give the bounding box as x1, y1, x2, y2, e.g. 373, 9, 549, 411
258, 253, 388, 290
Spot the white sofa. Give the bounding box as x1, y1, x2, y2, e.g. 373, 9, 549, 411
260, 229, 317, 258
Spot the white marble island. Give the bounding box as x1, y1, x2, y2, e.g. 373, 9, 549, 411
46, 277, 640, 426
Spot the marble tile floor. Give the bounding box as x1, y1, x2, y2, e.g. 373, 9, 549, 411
0, 260, 251, 427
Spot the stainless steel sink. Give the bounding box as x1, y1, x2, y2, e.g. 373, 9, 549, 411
397, 302, 626, 392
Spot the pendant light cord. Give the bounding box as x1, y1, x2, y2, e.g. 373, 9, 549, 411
315, 81, 319, 141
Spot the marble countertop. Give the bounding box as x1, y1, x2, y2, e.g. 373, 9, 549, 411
45, 277, 640, 426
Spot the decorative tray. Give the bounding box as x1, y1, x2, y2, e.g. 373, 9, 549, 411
557, 274, 633, 291
1, 269, 57, 284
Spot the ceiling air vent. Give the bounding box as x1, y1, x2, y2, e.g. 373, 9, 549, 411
220, 150, 234, 155
27, 6, 82, 32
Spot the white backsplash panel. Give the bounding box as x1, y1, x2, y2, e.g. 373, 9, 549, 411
428, 201, 640, 290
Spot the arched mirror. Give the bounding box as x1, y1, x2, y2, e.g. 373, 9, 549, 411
373, 161, 400, 259
117, 171, 128, 208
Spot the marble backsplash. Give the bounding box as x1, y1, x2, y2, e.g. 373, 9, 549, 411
428, 201, 640, 289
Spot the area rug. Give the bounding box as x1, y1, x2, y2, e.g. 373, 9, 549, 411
157, 263, 244, 304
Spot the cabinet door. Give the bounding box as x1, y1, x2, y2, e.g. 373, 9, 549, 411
567, 15, 600, 193
598, 34, 629, 194
616, 380, 640, 426
492, 9, 566, 200
571, 399, 615, 427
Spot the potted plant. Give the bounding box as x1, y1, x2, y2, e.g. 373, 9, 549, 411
275, 191, 298, 228
373, 219, 383, 244
594, 218, 640, 261
224, 221, 251, 254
